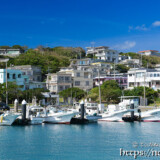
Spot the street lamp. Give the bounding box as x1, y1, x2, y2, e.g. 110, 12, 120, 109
0, 58, 9, 105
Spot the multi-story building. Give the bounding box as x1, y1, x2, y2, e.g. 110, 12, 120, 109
70, 58, 111, 78
59, 66, 93, 91
90, 62, 111, 77
46, 73, 72, 93
86, 46, 119, 63
128, 68, 160, 90
0, 69, 29, 90
8, 65, 44, 89
0, 49, 24, 56
70, 58, 92, 66
138, 50, 160, 57
119, 59, 140, 68
94, 73, 127, 89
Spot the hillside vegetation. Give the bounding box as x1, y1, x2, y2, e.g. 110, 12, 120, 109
0, 45, 85, 79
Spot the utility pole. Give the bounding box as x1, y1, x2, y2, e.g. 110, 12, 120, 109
114, 60, 115, 80
6, 61, 8, 105
141, 53, 143, 67
98, 67, 101, 105
144, 72, 146, 106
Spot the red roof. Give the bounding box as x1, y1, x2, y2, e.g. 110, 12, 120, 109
138, 50, 159, 53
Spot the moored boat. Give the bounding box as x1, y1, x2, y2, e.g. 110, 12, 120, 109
0, 111, 21, 126
43, 107, 79, 124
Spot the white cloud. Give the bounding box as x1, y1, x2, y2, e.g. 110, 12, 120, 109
113, 41, 136, 50
152, 21, 160, 27
129, 24, 148, 32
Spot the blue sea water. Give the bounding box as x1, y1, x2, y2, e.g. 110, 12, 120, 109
0, 122, 160, 160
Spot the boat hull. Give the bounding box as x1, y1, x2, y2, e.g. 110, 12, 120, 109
43, 112, 77, 124
29, 117, 45, 125
0, 113, 20, 126
98, 110, 132, 122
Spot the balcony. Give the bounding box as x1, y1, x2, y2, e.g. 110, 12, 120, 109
96, 53, 106, 57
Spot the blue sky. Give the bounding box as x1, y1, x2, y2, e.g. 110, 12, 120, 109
0, 0, 160, 52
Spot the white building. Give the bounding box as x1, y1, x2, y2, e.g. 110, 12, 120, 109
119, 59, 140, 68
86, 46, 119, 63
138, 50, 160, 57
46, 73, 72, 93
70, 58, 111, 78
59, 66, 93, 91
128, 68, 160, 91
0, 49, 24, 56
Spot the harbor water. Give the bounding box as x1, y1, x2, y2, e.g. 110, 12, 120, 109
0, 122, 160, 160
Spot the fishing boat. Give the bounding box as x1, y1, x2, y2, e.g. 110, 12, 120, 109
74, 101, 102, 122
26, 105, 47, 125
43, 107, 79, 124
140, 108, 160, 122
0, 111, 21, 126
85, 102, 102, 122
99, 98, 138, 122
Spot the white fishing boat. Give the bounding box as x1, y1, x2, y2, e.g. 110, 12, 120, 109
74, 101, 102, 122
0, 111, 21, 126
140, 108, 160, 122
85, 102, 102, 122
26, 105, 47, 125
43, 107, 79, 124
99, 98, 138, 122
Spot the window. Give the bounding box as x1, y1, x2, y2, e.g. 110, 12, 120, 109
154, 74, 157, 77
150, 74, 153, 77
24, 78, 27, 82
129, 74, 132, 77
75, 81, 80, 86
129, 83, 134, 87
27, 71, 31, 75
58, 76, 64, 81
18, 74, 21, 78
112, 58, 116, 62
52, 86, 56, 90
86, 81, 89, 86
58, 86, 64, 91
7, 73, 10, 79
157, 74, 160, 77
76, 73, 80, 77
65, 85, 70, 89
84, 73, 88, 78
37, 76, 41, 81
13, 74, 16, 79
65, 76, 70, 81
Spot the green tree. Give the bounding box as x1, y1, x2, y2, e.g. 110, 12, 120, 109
0, 46, 10, 49
116, 64, 130, 73
59, 87, 86, 101
0, 82, 23, 103
88, 80, 122, 103
21, 88, 48, 103
124, 86, 158, 104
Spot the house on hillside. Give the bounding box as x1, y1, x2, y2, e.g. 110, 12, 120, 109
0, 49, 24, 57
86, 46, 119, 63
138, 50, 160, 57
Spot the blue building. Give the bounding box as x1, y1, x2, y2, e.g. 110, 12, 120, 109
0, 69, 29, 90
